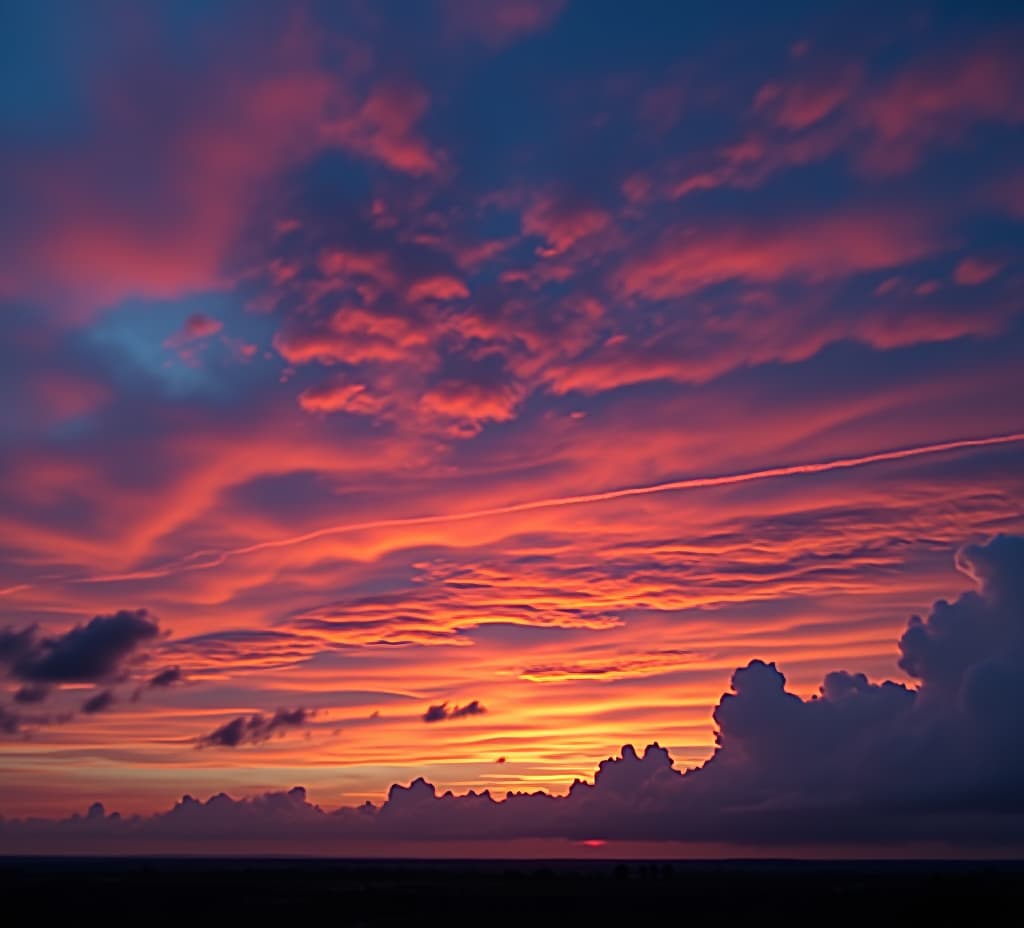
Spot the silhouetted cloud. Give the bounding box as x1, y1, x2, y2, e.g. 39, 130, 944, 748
81, 690, 115, 714
148, 667, 183, 688
198, 708, 311, 748
13, 684, 50, 704
0, 610, 160, 686
422, 700, 486, 723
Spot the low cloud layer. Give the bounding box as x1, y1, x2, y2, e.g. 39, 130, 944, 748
3, 535, 1024, 853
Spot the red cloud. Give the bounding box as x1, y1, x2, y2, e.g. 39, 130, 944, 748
274, 307, 432, 366
665, 35, 1024, 201
611, 209, 946, 301
323, 83, 443, 177
407, 275, 471, 302
522, 192, 611, 256
420, 377, 525, 432
298, 382, 386, 416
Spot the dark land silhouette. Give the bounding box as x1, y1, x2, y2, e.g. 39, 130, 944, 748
3, 857, 1022, 926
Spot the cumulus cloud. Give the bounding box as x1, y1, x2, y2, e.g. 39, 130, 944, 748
0, 610, 160, 686
422, 700, 486, 723
4, 535, 1024, 852
198, 708, 312, 748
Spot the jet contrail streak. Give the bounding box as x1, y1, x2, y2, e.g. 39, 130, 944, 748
83, 430, 1024, 584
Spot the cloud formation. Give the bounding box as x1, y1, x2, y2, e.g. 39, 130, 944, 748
198, 708, 312, 748
422, 700, 487, 723
81, 689, 115, 714
4, 535, 1024, 851
0, 610, 160, 685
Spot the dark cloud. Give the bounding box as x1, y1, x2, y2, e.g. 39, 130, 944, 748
4, 535, 1024, 852
0, 610, 161, 685
198, 708, 311, 748
422, 700, 486, 723
0, 706, 21, 735
148, 667, 184, 688
13, 684, 50, 704
81, 690, 116, 714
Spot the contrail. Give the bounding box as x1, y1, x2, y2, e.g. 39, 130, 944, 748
83, 430, 1024, 584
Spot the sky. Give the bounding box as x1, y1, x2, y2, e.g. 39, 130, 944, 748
1, 0, 1023, 856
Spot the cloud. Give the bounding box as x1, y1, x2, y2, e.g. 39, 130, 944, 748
661, 34, 1024, 201
198, 708, 312, 748
0, 610, 160, 686
422, 700, 487, 723
322, 83, 443, 177
148, 667, 183, 688
611, 209, 946, 301
81, 690, 115, 714
0, 706, 22, 735
521, 191, 611, 256
444, 0, 565, 47
164, 313, 224, 349
954, 257, 1003, 286
13, 683, 50, 704
297, 381, 387, 416
4, 535, 1024, 850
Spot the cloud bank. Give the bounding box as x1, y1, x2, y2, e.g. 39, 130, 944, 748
3, 535, 1023, 853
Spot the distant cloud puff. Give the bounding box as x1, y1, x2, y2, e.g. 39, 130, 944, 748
81, 690, 115, 714
198, 708, 312, 748
444, 0, 565, 47
422, 700, 487, 723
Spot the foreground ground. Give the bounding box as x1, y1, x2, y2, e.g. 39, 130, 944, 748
2, 858, 1022, 925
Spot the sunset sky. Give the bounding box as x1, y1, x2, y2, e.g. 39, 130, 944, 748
1, 0, 1023, 854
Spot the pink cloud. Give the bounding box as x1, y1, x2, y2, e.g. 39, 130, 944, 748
522, 192, 611, 256
323, 83, 443, 177
297, 381, 387, 416
444, 0, 566, 47
407, 275, 471, 302
953, 256, 1003, 286
2, 20, 444, 318
420, 377, 525, 433
754, 62, 862, 130
612, 209, 947, 301
164, 313, 224, 351
274, 307, 432, 366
